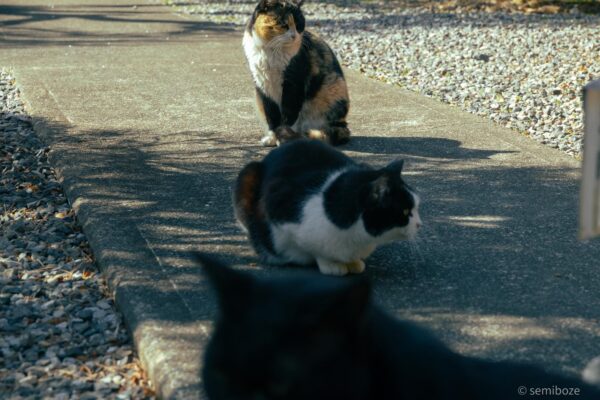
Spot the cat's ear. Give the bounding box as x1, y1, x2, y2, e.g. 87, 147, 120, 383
292, 0, 305, 7
257, 0, 274, 9
369, 175, 390, 203
384, 159, 404, 175
195, 253, 254, 315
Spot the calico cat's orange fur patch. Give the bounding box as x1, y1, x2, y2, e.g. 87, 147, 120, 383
312, 77, 349, 113
255, 14, 287, 42
287, 15, 296, 32
255, 91, 267, 121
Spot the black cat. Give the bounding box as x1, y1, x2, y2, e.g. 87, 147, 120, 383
233, 139, 422, 276
198, 253, 600, 400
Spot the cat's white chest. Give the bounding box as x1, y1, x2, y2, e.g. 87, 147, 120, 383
272, 196, 374, 264
243, 31, 291, 105
271, 171, 375, 264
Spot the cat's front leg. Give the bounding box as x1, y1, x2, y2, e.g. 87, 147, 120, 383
280, 75, 306, 129
316, 257, 350, 276
255, 88, 281, 147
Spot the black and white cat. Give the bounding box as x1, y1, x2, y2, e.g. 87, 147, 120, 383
198, 253, 600, 400
243, 0, 351, 146
233, 139, 421, 276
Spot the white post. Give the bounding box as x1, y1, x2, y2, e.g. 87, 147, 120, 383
579, 80, 600, 240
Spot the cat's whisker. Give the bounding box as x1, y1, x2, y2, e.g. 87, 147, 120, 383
407, 238, 426, 264
416, 223, 441, 245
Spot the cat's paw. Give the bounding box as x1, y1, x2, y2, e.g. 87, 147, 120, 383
261, 131, 278, 147
316, 258, 349, 276
583, 356, 600, 387
307, 129, 327, 141
324, 127, 351, 146
274, 126, 302, 144
345, 259, 365, 274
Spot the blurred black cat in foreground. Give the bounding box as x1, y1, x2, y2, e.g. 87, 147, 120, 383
197, 253, 600, 400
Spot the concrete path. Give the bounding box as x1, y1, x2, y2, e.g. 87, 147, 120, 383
2, 1, 599, 398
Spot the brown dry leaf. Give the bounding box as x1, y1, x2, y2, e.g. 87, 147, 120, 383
23, 183, 39, 193
538, 4, 560, 13
130, 374, 141, 385
54, 212, 67, 219
80, 364, 93, 376
82, 270, 94, 280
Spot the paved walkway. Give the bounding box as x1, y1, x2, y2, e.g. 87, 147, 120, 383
2, 1, 599, 398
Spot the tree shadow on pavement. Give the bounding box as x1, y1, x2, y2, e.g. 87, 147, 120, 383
0, 2, 238, 48
29, 114, 600, 388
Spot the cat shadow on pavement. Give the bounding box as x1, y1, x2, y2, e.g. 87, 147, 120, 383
345, 136, 516, 160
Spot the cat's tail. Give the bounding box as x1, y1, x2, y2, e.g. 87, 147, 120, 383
273, 125, 351, 146
323, 98, 351, 145
233, 162, 279, 261
273, 124, 350, 146
323, 126, 351, 146
233, 161, 264, 231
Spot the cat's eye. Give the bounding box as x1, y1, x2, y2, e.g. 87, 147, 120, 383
403, 209, 411, 217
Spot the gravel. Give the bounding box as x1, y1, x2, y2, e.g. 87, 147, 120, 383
174, 0, 600, 158
0, 68, 155, 399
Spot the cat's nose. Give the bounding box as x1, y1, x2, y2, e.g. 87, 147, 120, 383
290, 32, 297, 40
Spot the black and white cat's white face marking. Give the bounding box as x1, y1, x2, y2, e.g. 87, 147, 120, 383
375, 191, 422, 243
361, 159, 422, 241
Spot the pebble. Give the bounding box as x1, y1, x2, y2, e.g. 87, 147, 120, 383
174, 1, 600, 158
0, 67, 155, 398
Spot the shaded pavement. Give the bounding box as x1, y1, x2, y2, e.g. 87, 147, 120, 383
1, 0, 599, 398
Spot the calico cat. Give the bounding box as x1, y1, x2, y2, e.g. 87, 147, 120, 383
234, 139, 421, 276
243, 0, 351, 147
198, 253, 600, 400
